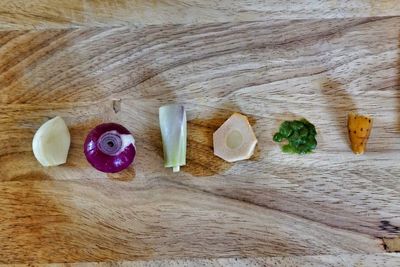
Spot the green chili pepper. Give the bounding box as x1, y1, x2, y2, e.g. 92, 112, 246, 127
290, 120, 304, 131
273, 118, 317, 154
273, 133, 283, 142
299, 127, 308, 138
282, 144, 296, 154
279, 121, 293, 138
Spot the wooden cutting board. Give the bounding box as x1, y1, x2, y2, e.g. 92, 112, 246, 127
0, 1, 400, 265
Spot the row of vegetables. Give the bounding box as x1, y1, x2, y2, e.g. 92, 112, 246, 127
31, 104, 373, 174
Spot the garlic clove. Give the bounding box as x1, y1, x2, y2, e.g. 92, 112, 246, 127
32, 116, 71, 167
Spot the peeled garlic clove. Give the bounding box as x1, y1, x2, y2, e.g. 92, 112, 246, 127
32, 116, 71, 166
213, 113, 257, 162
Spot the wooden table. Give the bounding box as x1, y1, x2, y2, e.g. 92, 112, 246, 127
1, 1, 400, 265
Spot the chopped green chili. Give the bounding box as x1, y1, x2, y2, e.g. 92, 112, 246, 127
273, 119, 317, 154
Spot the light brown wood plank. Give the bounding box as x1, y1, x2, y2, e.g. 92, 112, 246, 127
17, 254, 400, 267
0, 18, 398, 105
0, 16, 399, 264
0, 180, 383, 263
0, 1, 399, 30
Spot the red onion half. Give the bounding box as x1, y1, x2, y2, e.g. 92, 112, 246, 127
84, 123, 136, 173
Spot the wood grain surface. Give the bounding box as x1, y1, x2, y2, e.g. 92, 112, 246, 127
0, 1, 400, 265
0, 0, 399, 29
5, 254, 400, 267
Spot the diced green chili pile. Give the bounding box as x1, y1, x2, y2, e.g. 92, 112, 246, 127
273, 119, 317, 154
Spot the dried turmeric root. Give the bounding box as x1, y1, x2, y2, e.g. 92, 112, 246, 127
348, 112, 373, 154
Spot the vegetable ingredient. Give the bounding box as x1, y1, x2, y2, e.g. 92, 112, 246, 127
84, 123, 136, 173
273, 119, 317, 154
32, 116, 71, 167
159, 104, 187, 172
213, 113, 257, 162
348, 112, 372, 154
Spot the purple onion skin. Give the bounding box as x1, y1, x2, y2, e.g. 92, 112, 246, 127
84, 123, 136, 173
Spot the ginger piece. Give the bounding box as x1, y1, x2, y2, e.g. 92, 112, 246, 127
348, 112, 373, 154
213, 113, 257, 162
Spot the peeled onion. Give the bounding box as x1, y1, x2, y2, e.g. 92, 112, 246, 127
32, 116, 71, 167
84, 123, 136, 173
